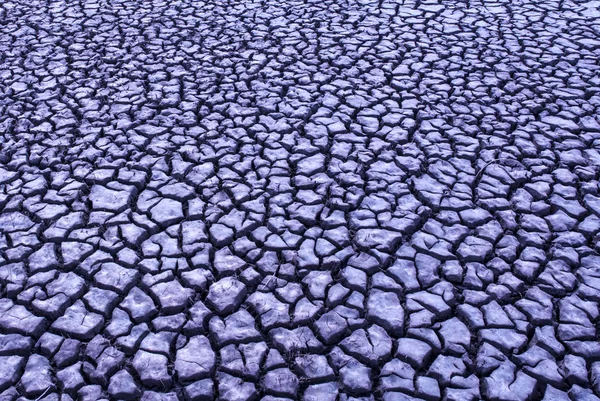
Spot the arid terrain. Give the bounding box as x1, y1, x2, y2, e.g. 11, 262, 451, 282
1, 0, 600, 400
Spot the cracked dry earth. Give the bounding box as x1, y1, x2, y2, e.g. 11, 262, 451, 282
2, 0, 600, 401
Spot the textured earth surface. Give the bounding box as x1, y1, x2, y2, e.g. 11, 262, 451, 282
1, 0, 600, 400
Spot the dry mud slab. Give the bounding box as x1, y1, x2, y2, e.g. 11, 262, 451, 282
1, 0, 600, 400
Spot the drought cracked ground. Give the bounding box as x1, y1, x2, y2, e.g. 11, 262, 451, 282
1, 0, 600, 400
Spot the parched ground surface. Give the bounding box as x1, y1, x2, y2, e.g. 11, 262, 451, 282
1, 0, 600, 400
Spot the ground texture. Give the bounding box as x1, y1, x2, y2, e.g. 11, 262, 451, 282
1, 0, 600, 400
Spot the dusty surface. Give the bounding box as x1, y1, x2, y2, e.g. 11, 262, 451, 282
1, 0, 600, 400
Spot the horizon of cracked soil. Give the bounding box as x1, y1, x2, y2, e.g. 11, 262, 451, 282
1, 0, 600, 400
